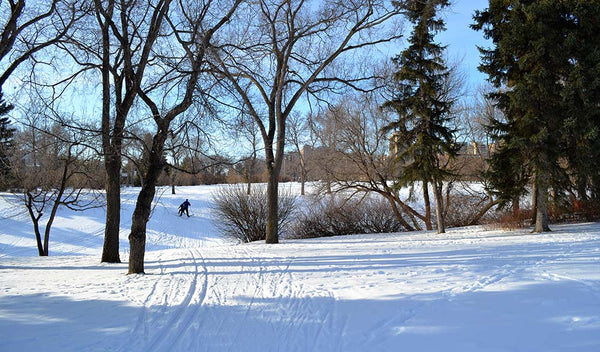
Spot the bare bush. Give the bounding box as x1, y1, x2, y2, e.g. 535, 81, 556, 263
444, 193, 497, 228
212, 185, 296, 243
291, 196, 407, 239
489, 210, 532, 231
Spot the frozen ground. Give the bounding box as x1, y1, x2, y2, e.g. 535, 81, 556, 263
1, 185, 599, 351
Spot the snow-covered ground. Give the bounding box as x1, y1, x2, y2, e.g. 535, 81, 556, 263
1, 185, 599, 351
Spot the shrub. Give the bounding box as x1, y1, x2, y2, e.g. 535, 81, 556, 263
290, 196, 407, 239
444, 193, 498, 228
212, 184, 296, 243
485, 209, 531, 230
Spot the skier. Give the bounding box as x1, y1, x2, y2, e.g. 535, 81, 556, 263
178, 199, 191, 217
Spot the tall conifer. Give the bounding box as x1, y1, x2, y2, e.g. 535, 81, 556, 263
559, 1, 600, 204
473, 0, 600, 230
384, 0, 456, 234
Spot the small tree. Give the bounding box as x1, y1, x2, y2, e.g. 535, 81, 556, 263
12, 120, 101, 256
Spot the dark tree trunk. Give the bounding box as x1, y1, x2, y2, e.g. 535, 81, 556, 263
98, 1, 122, 264
422, 181, 433, 230
264, 110, 286, 244
33, 220, 45, 256
42, 225, 51, 256
128, 133, 167, 274
102, 156, 122, 263
382, 193, 414, 231
26, 193, 45, 256
265, 165, 279, 244
128, 186, 151, 274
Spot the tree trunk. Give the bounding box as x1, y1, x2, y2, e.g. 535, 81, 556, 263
102, 156, 121, 263
128, 184, 152, 274
432, 179, 445, 234
26, 193, 46, 256
33, 221, 45, 256
422, 181, 433, 230
98, 1, 122, 264
530, 180, 538, 225
533, 170, 550, 232
468, 198, 500, 226
42, 227, 50, 256
382, 194, 414, 231
128, 133, 167, 274
265, 166, 279, 244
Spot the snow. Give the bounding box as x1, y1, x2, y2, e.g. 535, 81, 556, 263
1, 185, 599, 351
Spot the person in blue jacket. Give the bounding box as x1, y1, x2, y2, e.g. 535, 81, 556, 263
178, 199, 191, 217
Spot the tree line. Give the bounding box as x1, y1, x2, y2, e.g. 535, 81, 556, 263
0, 0, 598, 273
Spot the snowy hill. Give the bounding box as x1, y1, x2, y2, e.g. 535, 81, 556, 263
1, 185, 599, 351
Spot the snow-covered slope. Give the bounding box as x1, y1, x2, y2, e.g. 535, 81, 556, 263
1, 185, 599, 351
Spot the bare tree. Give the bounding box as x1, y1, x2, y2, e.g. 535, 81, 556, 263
286, 112, 312, 195
82, 0, 183, 263
312, 92, 425, 230
11, 112, 102, 256
0, 0, 125, 262
211, 0, 402, 243
127, 0, 242, 274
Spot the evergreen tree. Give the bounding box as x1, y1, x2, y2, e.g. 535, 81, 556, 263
473, 0, 600, 230
0, 92, 15, 190
384, 0, 457, 234
559, 1, 600, 205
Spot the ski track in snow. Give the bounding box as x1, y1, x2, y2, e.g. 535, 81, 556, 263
118, 243, 363, 351
121, 248, 209, 352
146, 249, 208, 352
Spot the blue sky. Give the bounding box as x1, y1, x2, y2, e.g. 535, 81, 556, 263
437, 0, 491, 90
